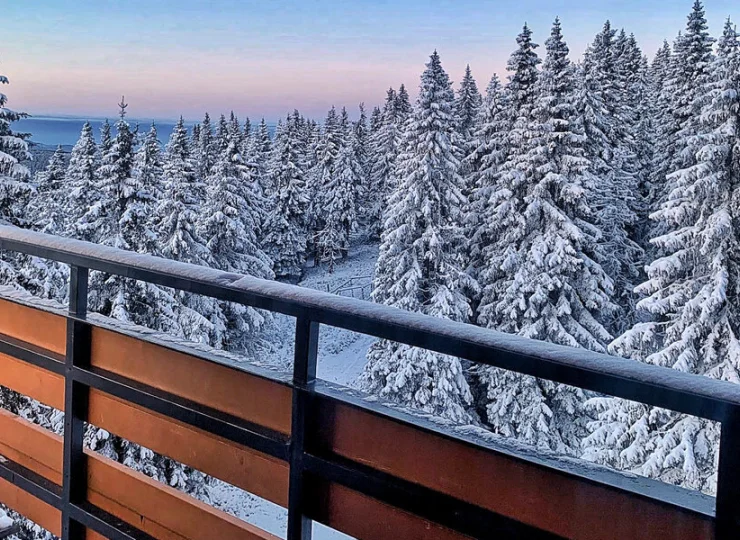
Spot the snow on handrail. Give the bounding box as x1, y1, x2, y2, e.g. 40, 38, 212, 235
1, 224, 739, 420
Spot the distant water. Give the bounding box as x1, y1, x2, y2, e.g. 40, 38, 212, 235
16, 116, 192, 147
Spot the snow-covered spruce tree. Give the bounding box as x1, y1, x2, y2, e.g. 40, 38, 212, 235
86, 99, 179, 333
672, 0, 715, 173
465, 74, 509, 288
0, 65, 34, 301
352, 103, 370, 226
361, 51, 472, 423
242, 116, 252, 146
243, 118, 273, 234
22, 146, 69, 301
0, 68, 32, 229
190, 122, 201, 155
577, 21, 642, 333
366, 88, 401, 239
155, 117, 214, 343
199, 139, 274, 348
227, 111, 242, 150
614, 31, 652, 249
315, 140, 359, 270
584, 26, 740, 494
197, 112, 216, 179
215, 113, 229, 156
65, 122, 99, 240
477, 19, 615, 455
646, 39, 673, 224
476, 23, 541, 333
264, 111, 309, 279
395, 83, 412, 119
133, 122, 164, 252
651, 3, 714, 247
455, 64, 482, 189
30, 146, 66, 234
370, 105, 382, 133
306, 106, 341, 262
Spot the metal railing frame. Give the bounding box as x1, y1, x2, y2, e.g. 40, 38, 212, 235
0, 225, 737, 539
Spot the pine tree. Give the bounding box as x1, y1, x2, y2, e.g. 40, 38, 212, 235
577, 21, 643, 332
23, 146, 69, 300
190, 122, 201, 154
244, 118, 273, 222
197, 112, 216, 179
361, 51, 472, 423
353, 103, 370, 226
465, 74, 509, 287
156, 117, 214, 342
370, 106, 382, 133
477, 19, 615, 455
30, 146, 66, 234
476, 23, 541, 333
455, 64, 482, 142
367, 88, 400, 239
395, 84, 412, 119
585, 21, 740, 494
0, 67, 32, 230
264, 111, 309, 279
306, 106, 341, 260
132, 123, 164, 252
200, 139, 274, 348
66, 122, 99, 240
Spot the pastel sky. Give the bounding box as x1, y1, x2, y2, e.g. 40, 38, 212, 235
2, 0, 738, 121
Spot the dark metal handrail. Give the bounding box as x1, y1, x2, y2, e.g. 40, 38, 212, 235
0, 224, 738, 539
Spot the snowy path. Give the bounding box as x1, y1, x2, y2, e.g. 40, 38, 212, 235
210, 241, 379, 539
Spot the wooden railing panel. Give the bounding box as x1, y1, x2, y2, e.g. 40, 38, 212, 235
90, 327, 293, 435
0, 410, 280, 540
0, 409, 62, 484
0, 299, 66, 356
308, 481, 470, 540
0, 477, 60, 536
313, 398, 714, 540
86, 456, 278, 540
88, 389, 290, 507
0, 351, 64, 410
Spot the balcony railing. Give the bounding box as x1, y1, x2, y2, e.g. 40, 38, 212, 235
0, 224, 737, 539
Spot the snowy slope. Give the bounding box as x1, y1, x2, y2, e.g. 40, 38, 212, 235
256, 241, 379, 386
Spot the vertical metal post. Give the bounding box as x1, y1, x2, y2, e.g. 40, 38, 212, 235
716, 406, 740, 539
287, 316, 319, 540
61, 266, 91, 540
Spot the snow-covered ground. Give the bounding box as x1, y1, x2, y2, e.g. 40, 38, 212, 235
255, 241, 379, 387
210, 241, 379, 539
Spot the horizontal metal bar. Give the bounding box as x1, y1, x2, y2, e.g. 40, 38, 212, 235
0, 524, 19, 540
0, 333, 64, 376
72, 364, 290, 461
303, 453, 563, 539
1, 226, 738, 421
0, 455, 62, 509
69, 502, 157, 540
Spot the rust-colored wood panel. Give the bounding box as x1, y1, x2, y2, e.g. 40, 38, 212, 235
88, 389, 290, 507
308, 480, 470, 540
0, 298, 66, 356
316, 400, 714, 540
0, 351, 64, 410
86, 453, 279, 540
0, 410, 279, 539
0, 477, 60, 536
0, 408, 63, 484
90, 327, 292, 435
